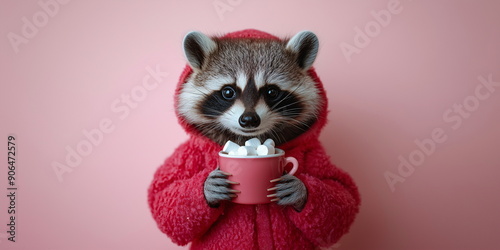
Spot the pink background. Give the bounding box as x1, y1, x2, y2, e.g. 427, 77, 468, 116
1, 0, 500, 249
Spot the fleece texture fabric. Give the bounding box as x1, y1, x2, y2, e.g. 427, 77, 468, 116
148, 29, 361, 250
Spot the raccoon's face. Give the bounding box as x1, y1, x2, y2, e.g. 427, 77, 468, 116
178, 31, 322, 146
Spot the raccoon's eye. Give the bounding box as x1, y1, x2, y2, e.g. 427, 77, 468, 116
266, 86, 281, 99
221, 86, 236, 100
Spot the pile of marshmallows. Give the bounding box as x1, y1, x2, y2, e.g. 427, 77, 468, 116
222, 138, 276, 156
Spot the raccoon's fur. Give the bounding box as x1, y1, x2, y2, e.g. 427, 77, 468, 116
178, 31, 322, 146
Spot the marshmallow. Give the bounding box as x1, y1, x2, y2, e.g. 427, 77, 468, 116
237, 146, 257, 156
245, 138, 261, 149
223, 138, 278, 156
263, 138, 275, 147
223, 140, 240, 154
256, 144, 275, 156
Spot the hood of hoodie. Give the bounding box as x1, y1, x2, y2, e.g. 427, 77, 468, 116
174, 29, 329, 149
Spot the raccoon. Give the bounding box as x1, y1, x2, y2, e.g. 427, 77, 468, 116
148, 29, 360, 249
177, 30, 322, 146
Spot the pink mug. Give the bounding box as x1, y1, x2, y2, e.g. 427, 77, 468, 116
218, 148, 299, 204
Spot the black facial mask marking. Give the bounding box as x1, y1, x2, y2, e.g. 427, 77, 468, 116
262, 85, 303, 119
200, 84, 240, 117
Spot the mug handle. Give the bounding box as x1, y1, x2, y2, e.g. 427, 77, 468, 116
285, 157, 299, 176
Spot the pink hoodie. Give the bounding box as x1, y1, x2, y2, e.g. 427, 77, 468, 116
148, 29, 360, 249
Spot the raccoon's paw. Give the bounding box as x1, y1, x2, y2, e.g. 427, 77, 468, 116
268, 174, 308, 211
203, 169, 240, 208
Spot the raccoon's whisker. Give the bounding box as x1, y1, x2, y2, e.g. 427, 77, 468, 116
277, 108, 303, 114
200, 107, 226, 116
268, 125, 286, 145
197, 121, 222, 131
265, 128, 277, 142
202, 114, 221, 118
204, 110, 224, 116
277, 128, 287, 144
281, 113, 303, 119
266, 128, 278, 144
270, 81, 306, 110
184, 88, 211, 98
283, 117, 312, 131
274, 101, 303, 112
274, 129, 286, 145
201, 113, 223, 119
275, 106, 304, 114
279, 108, 304, 115
182, 90, 208, 97
287, 115, 312, 126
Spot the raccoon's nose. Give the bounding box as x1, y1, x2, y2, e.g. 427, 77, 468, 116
239, 112, 261, 128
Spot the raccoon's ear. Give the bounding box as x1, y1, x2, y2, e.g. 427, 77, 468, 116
183, 31, 217, 70
286, 31, 319, 70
